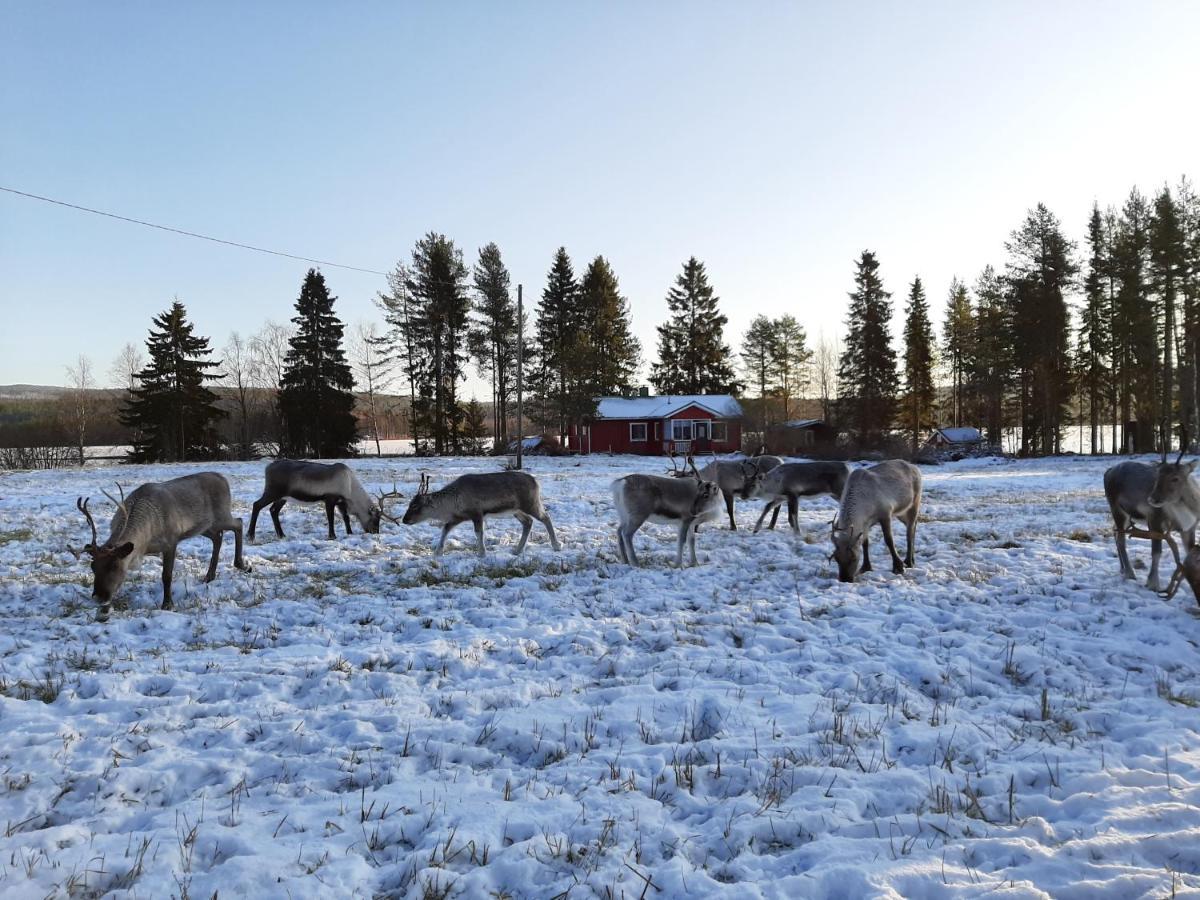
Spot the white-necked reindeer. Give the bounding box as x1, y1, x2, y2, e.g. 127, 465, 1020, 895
613, 460, 724, 567
71, 473, 248, 621
248, 460, 399, 540
830, 460, 922, 583
401, 471, 561, 557
675, 453, 772, 530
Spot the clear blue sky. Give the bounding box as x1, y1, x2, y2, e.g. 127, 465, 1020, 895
2, 1, 1197, 392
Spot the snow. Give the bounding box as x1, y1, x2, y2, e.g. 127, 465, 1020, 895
595, 395, 744, 420
1, 454, 1199, 898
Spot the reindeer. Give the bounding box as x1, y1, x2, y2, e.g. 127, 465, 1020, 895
1105, 442, 1199, 592
830, 460, 922, 583
248, 460, 400, 540
751, 461, 852, 534
71, 473, 248, 621
673, 453, 769, 530
613, 461, 724, 567
400, 471, 560, 557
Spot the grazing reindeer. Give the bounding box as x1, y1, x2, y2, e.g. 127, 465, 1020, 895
71, 473, 248, 622
675, 454, 768, 530
401, 471, 560, 557
613, 462, 724, 567
830, 460, 922, 583
248, 460, 398, 540
751, 461, 852, 534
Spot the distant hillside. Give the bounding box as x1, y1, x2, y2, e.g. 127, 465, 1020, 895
0, 384, 67, 400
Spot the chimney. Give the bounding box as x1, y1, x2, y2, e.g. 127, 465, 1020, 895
638, 385, 650, 398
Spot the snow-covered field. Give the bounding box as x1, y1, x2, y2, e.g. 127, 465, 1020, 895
1, 454, 1199, 899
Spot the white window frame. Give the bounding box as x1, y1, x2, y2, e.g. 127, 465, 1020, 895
711, 420, 728, 443
629, 422, 647, 442
671, 419, 693, 441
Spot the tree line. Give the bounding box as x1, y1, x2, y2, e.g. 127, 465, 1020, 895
834, 178, 1199, 456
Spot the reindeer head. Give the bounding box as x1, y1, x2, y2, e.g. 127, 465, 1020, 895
1150, 432, 1197, 510
401, 474, 437, 525
830, 520, 864, 583
738, 459, 764, 499
71, 492, 136, 607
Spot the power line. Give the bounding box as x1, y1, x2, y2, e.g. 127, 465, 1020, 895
0, 185, 389, 276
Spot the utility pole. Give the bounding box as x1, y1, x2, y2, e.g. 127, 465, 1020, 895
515, 283, 524, 471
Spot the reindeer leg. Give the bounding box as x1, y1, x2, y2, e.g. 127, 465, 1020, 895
248, 496, 269, 540
1148, 534, 1163, 593
269, 499, 287, 538
1114, 513, 1135, 579
339, 500, 353, 535
753, 501, 777, 534
161, 545, 176, 611
230, 517, 248, 571
324, 499, 338, 540
725, 490, 736, 530
861, 535, 872, 573
472, 515, 487, 557
787, 495, 800, 533
688, 521, 701, 567
880, 518, 904, 574
615, 525, 628, 563
514, 513, 533, 554
768, 504, 781, 530
205, 531, 222, 583
904, 510, 916, 567
676, 521, 690, 568
539, 514, 561, 551
434, 522, 456, 556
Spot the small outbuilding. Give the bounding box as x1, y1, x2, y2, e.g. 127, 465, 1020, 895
926, 426, 985, 450
764, 418, 837, 455
567, 394, 744, 455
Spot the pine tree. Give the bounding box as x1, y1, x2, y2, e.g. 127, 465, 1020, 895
740, 315, 778, 432
1180, 178, 1200, 444
650, 257, 739, 395
1005, 203, 1078, 456
460, 398, 489, 455
576, 256, 641, 405
376, 262, 427, 452
837, 251, 899, 447
531, 248, 581, 436
771, 315, 812, 421
405, 234, 472, 455
468, 243, 518, 450
121, 300, 225, 462
902, 277, 936, 453
279, 269, 358, 458
1151, 186, 1186, 448
942, 278, 975, 428
1080, 203, 1111, 454
1112, 189, 1154, 452
972, 265, 1012, 446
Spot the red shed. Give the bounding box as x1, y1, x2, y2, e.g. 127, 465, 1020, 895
567, 394, 744, 455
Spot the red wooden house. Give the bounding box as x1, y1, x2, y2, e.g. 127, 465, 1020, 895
566, 395, 744, 455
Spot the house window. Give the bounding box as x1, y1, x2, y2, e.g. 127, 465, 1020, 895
711, 421, 728, 443
671, 420, 693, 441
630, 422, 647, 442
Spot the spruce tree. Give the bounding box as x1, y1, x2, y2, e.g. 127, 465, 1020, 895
942, 278, 975, 428
576, 255, 641, 404
405, 234, 472, 455
532, 248, 581, 436
121, 300, 225, 462
1180, 178, 1200, 444
468, 243, 518, 449
460, 398, 489, 455
650, 257, 738, 395
902, 277, 936, 453
1112, 189, 1154, 451
837, 251, 899, 447
279, 269, 358, 458
1080, 203, 1112, 454
1005, 203, 1078, 456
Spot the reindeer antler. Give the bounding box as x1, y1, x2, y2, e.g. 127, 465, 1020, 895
100, 482, 128, 521
69, 496, 99, 559
376, 483, 404, 523
417, 473, 432, 495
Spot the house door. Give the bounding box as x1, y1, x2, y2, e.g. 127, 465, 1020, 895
693, 421, 709, 450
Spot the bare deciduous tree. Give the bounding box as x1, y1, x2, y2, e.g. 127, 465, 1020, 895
222, 331, 257, 459
108, 342, 144, 394
350, 321, 394, 457
63, 355, 95, 466
815, 333, 841, 426
250, 320, 292, 455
